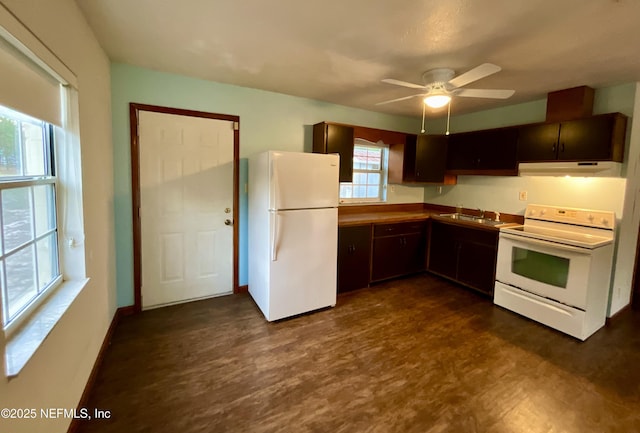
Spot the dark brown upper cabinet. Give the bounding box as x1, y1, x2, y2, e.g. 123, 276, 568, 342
313, 122, 355, 182
446, 127, 519, 176
415, 134, 449, 182
517, 113, 626, 163
389, 134, 456, 185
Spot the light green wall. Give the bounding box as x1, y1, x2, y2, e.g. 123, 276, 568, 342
111, 63, 421, 306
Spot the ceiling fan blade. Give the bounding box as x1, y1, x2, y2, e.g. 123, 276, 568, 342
448, 63, 502, 88
381, 78, 426, 90
454, 88, 515, 99
375, 94, 425, 105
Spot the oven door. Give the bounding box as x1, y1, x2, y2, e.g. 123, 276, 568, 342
495, 232, 592, 310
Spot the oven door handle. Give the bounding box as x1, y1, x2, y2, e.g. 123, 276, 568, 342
500, 232, 591, 255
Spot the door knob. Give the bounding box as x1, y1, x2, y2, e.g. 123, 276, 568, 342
224, 219, 233, 226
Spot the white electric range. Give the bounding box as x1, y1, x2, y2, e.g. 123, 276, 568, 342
494, 204, 616, 340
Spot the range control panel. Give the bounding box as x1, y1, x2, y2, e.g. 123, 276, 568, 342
525, 204, 616, 230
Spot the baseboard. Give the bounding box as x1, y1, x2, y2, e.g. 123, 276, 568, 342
118, 305, 135, 316
237, 284, 248, 293
67, 306, 128, 433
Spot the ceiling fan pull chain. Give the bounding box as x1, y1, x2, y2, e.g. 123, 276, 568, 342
421, 102, 426, 133
446, 99, 451, 135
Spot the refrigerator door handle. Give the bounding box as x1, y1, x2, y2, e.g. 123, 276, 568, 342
271, 211, 279, 261
271, 157, 280, 210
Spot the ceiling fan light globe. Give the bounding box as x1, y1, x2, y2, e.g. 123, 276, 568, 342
424, 95, 451, 108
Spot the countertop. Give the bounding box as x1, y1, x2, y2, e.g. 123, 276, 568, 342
338, 210, 435, 227
338, 208, 519, 231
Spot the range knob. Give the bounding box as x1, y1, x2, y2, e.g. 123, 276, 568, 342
528, 209, 536, 216
540, 209, 547, 216
601, 218, 609, 226
588, 214, 595, 223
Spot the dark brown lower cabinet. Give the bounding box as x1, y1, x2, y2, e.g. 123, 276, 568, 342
371, 221, 427, 282
337, 225, 372, 293
427, 220, 498, 296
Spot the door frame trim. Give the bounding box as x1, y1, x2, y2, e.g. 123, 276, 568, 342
129, 103, 240, 313
631, 223, 640, 310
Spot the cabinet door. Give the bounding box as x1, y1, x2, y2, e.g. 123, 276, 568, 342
558, 115, 616, 161
457, 238, 498, 296
415, 135, 447, 182
446, 132, 477, 170
337, 225, 372, 293
475, 128, 519, 172
313, 123, 354, 182
371, 235, 404, 281
401, 134, 418, 182
517, 123, 560, 162
427, 221, 458, 279
371, 222, 426, 282
402, 232, 427, 274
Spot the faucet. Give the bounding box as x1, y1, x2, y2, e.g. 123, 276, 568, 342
477, 208, 485, 218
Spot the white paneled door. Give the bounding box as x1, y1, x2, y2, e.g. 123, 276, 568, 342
139, 111, 234, 309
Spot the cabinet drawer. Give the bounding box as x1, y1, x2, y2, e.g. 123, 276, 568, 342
374, 221, 426, 238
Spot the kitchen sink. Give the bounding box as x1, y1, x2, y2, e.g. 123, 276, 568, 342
439, 213, 505, 227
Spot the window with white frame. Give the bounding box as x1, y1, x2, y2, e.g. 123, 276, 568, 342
339, 139, 388, 203
0, 105, 61, 328
0, 23, 84, 344
0, 11, 85, 377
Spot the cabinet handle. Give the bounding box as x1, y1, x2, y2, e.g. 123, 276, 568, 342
552, 143, 556, 153
561, 142, 565, 152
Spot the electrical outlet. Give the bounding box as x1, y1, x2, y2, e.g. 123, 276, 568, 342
519, 191, 528, 201
437, 186, 442, 194
390, 185, 396, 193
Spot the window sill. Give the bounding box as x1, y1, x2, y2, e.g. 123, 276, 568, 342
339, 201, 386, 206
4, 278, 89, 378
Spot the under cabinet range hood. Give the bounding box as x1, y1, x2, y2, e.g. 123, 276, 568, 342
518, 161, 622, 177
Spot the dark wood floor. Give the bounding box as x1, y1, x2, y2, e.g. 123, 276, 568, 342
77, 274, 640, 433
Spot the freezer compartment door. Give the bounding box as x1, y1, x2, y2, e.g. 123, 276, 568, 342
268, 207, 337, 320
269, 151, 339, 210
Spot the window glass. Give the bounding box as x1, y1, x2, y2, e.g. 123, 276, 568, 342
36, 233, 58, 291
0, 105, 60, 326
33, 184, 56, 236
0, 108, 47, 178
6, 245, 37, 319
340, 143, 387, 202
2, 186, 33, 252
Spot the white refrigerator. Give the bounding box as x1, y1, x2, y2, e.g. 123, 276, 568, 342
248, 150, 339, 321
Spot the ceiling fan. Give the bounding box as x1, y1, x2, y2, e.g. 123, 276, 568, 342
378, 63, 515, 108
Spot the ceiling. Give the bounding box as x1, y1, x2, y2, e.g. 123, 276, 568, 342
75, 0, 640, 118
